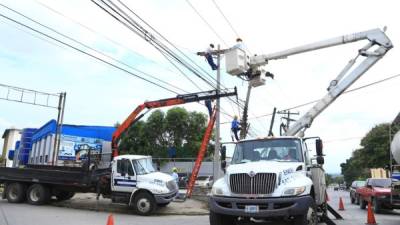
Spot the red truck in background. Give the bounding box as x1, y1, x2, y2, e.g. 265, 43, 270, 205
356, 178, 400, 213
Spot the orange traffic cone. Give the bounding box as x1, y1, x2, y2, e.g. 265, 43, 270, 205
106, 214, 114, 225
338, 197, 345, 210
366, 202, 377, 225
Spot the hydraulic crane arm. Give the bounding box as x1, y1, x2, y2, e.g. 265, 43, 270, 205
250, 28, 392, 67
112, 88, 237, 156
276, 28, 393, 136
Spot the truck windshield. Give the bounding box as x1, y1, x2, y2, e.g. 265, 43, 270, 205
132, 158, 155, 175
231, 139, 302, 164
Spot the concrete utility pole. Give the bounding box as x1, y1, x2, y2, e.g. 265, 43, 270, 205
213, 44, 222, 180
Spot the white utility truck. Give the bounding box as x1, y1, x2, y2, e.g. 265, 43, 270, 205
1, 154, 178, 215
210, 28, 393, 225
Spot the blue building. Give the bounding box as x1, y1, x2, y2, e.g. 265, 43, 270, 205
30, 120, 115, 167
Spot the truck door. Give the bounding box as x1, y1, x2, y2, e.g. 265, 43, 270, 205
111, 158, 137, 193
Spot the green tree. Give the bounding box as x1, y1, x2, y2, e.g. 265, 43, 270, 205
341, 123, 400, 184
118, 107, 210, 158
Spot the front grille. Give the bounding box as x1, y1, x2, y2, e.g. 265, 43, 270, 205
166, 180, 178, 191
230, 173, 276, 194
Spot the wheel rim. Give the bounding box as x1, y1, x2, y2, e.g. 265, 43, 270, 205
137, 198, 151, 213
30, 188, 40, 202
9, 187, 18, 200
306, 206, 317, 225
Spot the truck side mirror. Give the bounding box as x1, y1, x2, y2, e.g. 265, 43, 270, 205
220, 146, 226, 161
316, 139, 323, 156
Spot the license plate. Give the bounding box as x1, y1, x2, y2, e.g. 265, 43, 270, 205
245, 205, 259, 213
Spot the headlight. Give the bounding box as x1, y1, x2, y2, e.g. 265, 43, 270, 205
153, 179, 165, 187
283, 186, 306, 196
211, 186, 223, 196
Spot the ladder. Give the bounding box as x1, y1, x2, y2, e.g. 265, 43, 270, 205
186, 107, 216, 198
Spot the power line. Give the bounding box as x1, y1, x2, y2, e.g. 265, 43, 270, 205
0, 11, 178, 95
0, 3, 189, 95
0, 3, 242, 129
33, 0, 194, 80
92, 0, 218, 89
92, 0, 248, 116
222, 73, 400, 123
210, 0, 239, 38
185, 0, 228, 47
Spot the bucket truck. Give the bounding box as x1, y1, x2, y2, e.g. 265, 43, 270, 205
210, 28, 392, 225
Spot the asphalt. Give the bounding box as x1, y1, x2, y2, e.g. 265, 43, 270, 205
50, 192, 209, 216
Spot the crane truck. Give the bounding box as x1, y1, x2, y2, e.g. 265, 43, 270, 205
209, 28, 393, 225
0, 89, 236, 215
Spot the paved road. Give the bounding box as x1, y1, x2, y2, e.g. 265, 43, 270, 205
0, 188, 399, 225
326, 188, 400, 225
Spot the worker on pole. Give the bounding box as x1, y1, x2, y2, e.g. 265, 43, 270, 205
231, 115, 241, 141
197, 44, 218, 70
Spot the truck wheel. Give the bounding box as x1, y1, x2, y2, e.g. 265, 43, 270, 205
26, 184, 51, 205
133, 192, 156, 216
372, 198, 381, 214
55, 191, 75, 201
350, 195, 355, 204
355, 194, 360, 205
359, 198, 366, 210
5, 182, 26, 203
209, 211, 235, 225
293, 203, 318, 225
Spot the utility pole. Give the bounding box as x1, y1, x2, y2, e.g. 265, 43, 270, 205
213, 44, 222, 180
277, 110, 299, 135
240, 84, 252, 139
268, 107, 277, 136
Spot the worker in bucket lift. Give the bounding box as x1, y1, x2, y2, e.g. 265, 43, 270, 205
199, 43, 218, 70
231, 115, 241, 141
233, 38, 245, 51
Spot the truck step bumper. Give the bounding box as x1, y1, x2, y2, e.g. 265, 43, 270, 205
209, 195, 313, 217
154, 191, 178, 204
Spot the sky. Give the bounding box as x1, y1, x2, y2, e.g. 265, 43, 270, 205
0, 0, 399, 173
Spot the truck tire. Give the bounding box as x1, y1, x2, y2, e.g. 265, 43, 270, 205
209, 211, 235, 225
293, 202, 318, 225
133, 192, 156, 216
350, 194, 355, 204
359, 197, 366, 210
372, 198, 381, 214
26, 184, 51, 205
55, 191, 75, 201
5, 182, 26, 203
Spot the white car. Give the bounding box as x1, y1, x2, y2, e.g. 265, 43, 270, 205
195, 175, 213, 188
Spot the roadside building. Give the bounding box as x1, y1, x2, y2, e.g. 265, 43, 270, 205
29, 119, 115, 168
1, 128, 21, 167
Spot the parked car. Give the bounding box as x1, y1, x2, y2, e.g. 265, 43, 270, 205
349, 180, 366, 204
333, 185, 339, 191
194, 175, 213, 188
356, 178, 400, 213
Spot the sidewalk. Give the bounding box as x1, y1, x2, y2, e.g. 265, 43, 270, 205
51, 193, 209, 215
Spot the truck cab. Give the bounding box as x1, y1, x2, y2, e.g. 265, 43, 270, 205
110, 155, 178, 215
210, 137, 326, 225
